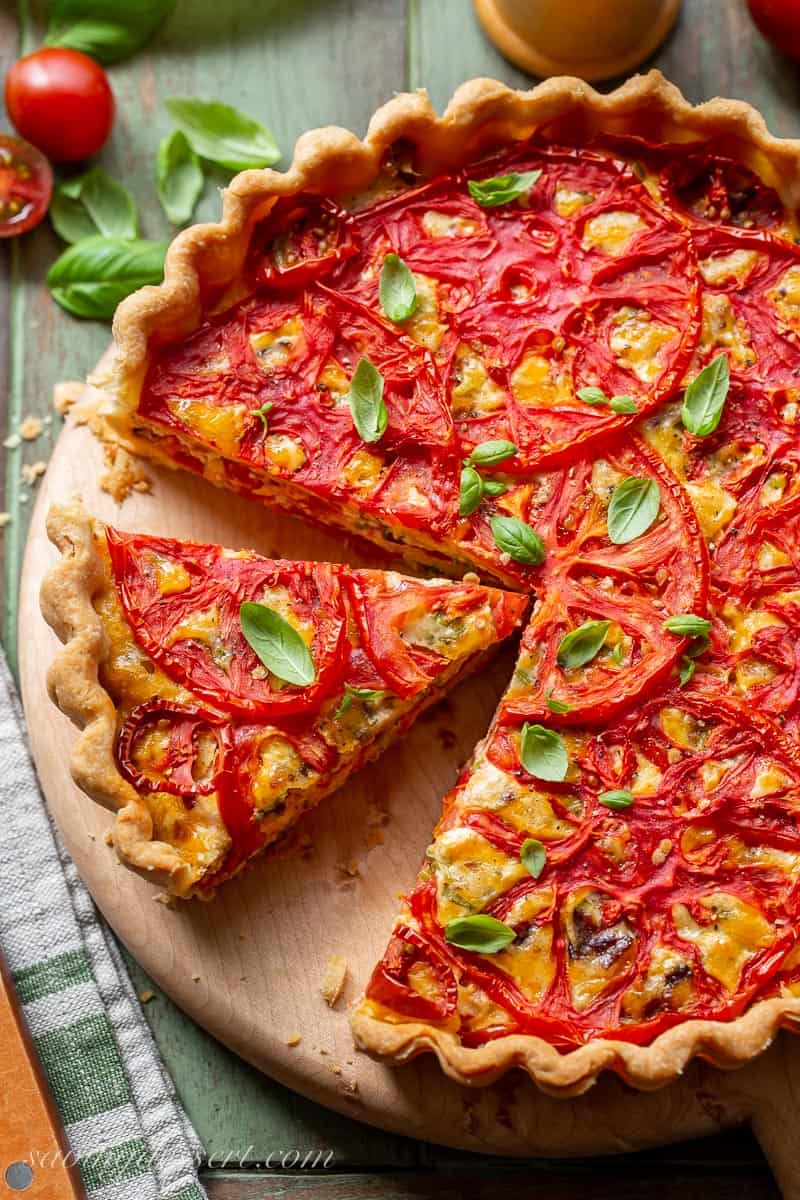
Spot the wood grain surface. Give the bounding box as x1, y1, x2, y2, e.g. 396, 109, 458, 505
4, 0, 800, 1195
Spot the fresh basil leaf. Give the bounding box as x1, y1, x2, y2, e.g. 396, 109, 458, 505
577, 386, 608, 406
51, 167, 137, 243
156, 130, 204, 226
47, 237, 168, 320
347, 357, 387, 444
598, 789, 634, 810
490, 515, 546, 565
611, 642, 624, 665
679, 656, 695, 687
663, 614, 712, 638
685, 633, 710, 659
466, 439, 517, 467
610, 394, 638, 414
482, 479, 508, 498
520, 723, 568, 782
681, 353, 730, 437
444, 914, 515, 954
546, 693, 572, 714
379, 253, 417, 323
335, 686, 385, 719
165, 96, 280, 171
45, 0, 174, 64
520, 837, 546, 879
253, 401, 272, 433
467, 169, 541, 208
556, 619, 610, 670
607, 477, 660, 545
459, 466, 484, 517
239, 601, 316, 687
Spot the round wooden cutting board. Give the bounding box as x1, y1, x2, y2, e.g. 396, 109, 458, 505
16, 393, 800, 1186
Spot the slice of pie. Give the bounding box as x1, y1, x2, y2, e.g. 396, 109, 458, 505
41, 500, 527, 898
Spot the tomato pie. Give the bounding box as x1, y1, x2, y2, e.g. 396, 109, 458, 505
43, 72, 800, 1089
42, 500, 526, 897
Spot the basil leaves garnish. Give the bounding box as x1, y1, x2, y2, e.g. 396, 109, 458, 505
466, 440, 517, 467
556, 619, 610, 669
239, 601, 316, 687
347, 357, 388, 444
253, 401, 272, 433
490, 516, 546, 565
45, 0, 174, 64
598, 789, 634, 810
335, 686, 385, 718
681, 354, 730, 437
165, 97, 280, 171
47, 237, 168, 320
157, 129, 204, 226
467, 169, 542, 208
379, 253, 417, 323
50, 166, 137, 243
576, 386, 638, 414
482, 479, 508, 498
663, 614, 712, 638
546, 693, 572, 714
520, 723, 568, 782
607, 477, 660, 545
520, 837, 546, 878
679, 658, 696, 687
444, 914, 515, 954
459, 466, 484, 517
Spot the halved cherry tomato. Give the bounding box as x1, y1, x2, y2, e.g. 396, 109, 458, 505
5, 48, 114, 162
0, 135, 52, 237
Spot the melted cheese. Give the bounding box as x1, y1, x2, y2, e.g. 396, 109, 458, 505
621, 945, 693, 1021
450, 344, 506, 416
563, 888, 637, 1012
722, 601, 783, 654
554, 187, 594, 217
429, 827, 527, 924
685, 480, 737, 542
673, 893, 774, 992
457, 759, 577, 841
251, 734, 311, 816
249, 316, 304, 370
166, 397, 248, 459
422, 210, 479, 239
769, 264, 800, 330
609, 308, 675, 383
699, 294, 755, 368
317, 359, 349, 403
752, 762, 791, 798
698, 249, 760, 285
510, 352, 573, 409
583, 210, 645, 256
642, 403, 688, 479
402, 598, 494, 661
724, 837, 800, 876
148, 553, 191, 595
404, 274, 446, 352
659, 707, 707, 751
262, 433, 306, 473
341, 448, 384, 496
590, 457, 624, 502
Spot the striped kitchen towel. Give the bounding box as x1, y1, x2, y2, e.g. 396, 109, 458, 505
0, 651, 207, 1200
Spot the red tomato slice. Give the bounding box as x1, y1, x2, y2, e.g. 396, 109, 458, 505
116, 699, 230, 800
366, 922, 458, 1022
659, 151, 784, 231
249, 195, 358, 289
106, 529, 349, 718
0, 134, 52, 238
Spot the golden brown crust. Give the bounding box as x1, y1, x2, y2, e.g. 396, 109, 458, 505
90, 70, 800, 1089
41, 499, 198, 896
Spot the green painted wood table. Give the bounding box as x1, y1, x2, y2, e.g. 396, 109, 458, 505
1, 1, 797, 1195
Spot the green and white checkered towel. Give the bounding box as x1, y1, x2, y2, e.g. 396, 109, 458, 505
0, 652, 207, 1200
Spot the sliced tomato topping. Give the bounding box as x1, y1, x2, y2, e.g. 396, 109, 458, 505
365, 922, 458, 1022
106, 528, 349, 718
659, 151, 784, 231
117, 699, 230, 802
249, 195, 358, 289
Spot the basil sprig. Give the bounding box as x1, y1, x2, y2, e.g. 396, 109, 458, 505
157, 130, 204, 226
45, 0, 174, 64
520, 838, 546, 879
681, 354, 730, 437
465, 440, 517, 467
491, 516, 546, 565
459, 466, 484, 517
335, 686, 385, 719
444, 914, 515, 954
546, 693, 572, 714
520, 723, 568, 782
468, 169, 542, 208
239, 601, 316, 687
379, 253, 417, 323
607, 477, 660, 545
165, 97, 280, 171
598, 789, 634, 810
576, 386, 638, 414
556, 619, 610, 669
50, 166, 137, 243
47, 237, 168, 320
347, 357, 388, 444
253, 401, 272, 433
663, 614, 712, 638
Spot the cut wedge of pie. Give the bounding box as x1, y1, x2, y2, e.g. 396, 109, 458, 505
43, 72, 800, 1089
41, 500, 527, 898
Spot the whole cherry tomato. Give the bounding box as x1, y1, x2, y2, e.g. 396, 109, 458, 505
0, 134, 52, 237
4, 48, 114, 162
747, 0, 800, 60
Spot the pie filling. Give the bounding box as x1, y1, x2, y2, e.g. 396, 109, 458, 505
90, 526, 527, 893
105, 130, 800, 1048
